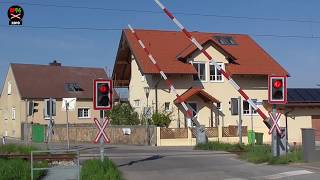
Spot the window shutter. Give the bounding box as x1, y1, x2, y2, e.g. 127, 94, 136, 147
44, 99, 49, 117
52, 99, 56, 116
230, 98, 239, 115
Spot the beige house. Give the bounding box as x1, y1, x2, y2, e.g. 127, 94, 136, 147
0, 61, 117, 139
113, 29, 320, 144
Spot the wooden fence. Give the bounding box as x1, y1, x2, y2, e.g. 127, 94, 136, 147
222, 126, 247, 137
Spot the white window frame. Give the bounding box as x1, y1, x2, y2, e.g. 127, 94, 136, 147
243, 99, 258, 116
133, 99, 140, 108
192, 62, 207, 82
78, 108, 91, 119
216, 102, 222, 111
44, 99, 56, 120
3, 109, 8, 121
7, 81, 12, 95
209, 62, 224, 82
12, 107, 16, 120
164, 102, 172, 112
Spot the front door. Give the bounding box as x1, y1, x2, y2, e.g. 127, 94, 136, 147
312, 115, 320, 141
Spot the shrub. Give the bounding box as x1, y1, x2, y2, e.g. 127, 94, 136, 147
152, 112, 172, 127
80, 159, 122, 180
107, 103, 140, 125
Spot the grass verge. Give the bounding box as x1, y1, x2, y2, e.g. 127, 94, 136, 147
0, 144, 48, 180
0, 144, 38, 154
81, 159, 122, 180
0, 158, 48, 180
195, 141, 302, 164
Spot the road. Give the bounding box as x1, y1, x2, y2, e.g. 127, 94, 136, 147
70, 144, 320, 180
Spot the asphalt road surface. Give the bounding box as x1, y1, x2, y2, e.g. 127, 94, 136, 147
68, 144, 320, 180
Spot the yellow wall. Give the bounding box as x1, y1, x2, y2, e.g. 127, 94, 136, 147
0, 65, 102, 138
26, 100, 101, 125
0, 66, 23, 138
129, 43, 316, 143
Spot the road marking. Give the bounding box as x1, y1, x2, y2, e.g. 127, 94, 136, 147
225, 178, 248, 180
258, 170, 313, 179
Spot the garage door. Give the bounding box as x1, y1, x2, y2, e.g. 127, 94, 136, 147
312, 115, 320, 141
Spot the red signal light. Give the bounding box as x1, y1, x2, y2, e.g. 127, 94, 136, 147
273, 80, 283, 89
99, 85, 108, 93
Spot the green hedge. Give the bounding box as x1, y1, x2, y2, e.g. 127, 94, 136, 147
81, 159, 122, 180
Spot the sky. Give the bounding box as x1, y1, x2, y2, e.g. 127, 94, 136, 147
1, 0, 320, 90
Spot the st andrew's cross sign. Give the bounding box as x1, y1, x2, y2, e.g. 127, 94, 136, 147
93, 117, 110, 143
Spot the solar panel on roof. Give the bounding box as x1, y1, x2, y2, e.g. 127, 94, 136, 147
297, 89, 313, 101
287, 88, 320, 103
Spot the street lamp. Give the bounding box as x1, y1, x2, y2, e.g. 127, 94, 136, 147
144, 87, 150, 107
144, 87, 150, 145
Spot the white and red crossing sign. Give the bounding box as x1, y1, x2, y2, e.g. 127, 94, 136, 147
268, 112, 282, 135
93, 117, 110, 143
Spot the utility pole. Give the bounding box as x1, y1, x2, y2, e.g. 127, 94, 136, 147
271, 104, 278, 157
238, 96, 242, 144
47, 98, 53, 149
25, 99, 28, 145
66, 101, 70, 150
100, 110, 105, 161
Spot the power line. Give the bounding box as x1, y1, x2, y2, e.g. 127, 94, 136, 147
0, 25, 121, 31
1, 1, 318, 24
1, 25, 320, 39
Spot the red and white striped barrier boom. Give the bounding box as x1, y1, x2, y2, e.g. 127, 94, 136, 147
154, 0, 271, 129
128, 24, 199, 127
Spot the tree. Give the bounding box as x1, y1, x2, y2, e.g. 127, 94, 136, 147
106, 103, 140, 125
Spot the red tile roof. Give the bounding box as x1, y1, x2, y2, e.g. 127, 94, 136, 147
11, 63, 116, 100
123, 29, 288, 76
174, 87, 220, 104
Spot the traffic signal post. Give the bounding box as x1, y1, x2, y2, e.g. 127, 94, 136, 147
268, 76, 287, 157
93, 79, 113, 161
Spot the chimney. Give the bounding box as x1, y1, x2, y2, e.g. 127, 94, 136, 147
49, 60, 61, 66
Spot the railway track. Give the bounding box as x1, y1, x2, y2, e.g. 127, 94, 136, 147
0, 153, 77, 161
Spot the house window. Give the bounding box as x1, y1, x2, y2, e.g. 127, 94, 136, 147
192, 62, 206, 81
209, 63, 224, 82
12, 107, 16, 120
216, 102, 222, 110
4, 110, 8, 120
134, 99, 140, 107
65, 83, 84, 92
164, 102, 171, 112
44, 99, 56, 118
8, 82, 12, 95
78, 108, 90, 118
243, 99, 257, 115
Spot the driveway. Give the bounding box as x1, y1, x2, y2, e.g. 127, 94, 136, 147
75, 145, 320, 180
